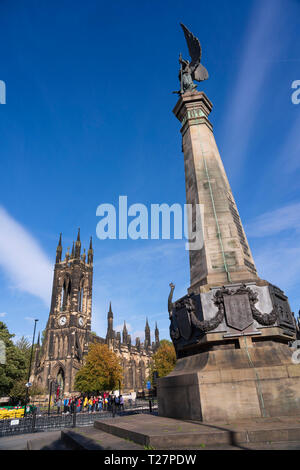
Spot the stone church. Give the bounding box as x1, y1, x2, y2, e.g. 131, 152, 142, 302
32, 230, 160, 396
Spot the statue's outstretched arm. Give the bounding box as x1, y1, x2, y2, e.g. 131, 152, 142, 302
168, 283, 175, 319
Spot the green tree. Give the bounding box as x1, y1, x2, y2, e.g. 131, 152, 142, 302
41, 329, 46, 345
74, 343, 123, 394
149, 339, 176, 381
0, 322, 28, 398
9, 380, 44, 403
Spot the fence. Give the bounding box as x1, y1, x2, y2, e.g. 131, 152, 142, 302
0, 400, 158, 438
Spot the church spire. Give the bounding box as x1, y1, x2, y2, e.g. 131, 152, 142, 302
75, 228, 81, 258
145, 317, 151, 349
56, 233, 62, 263
108, 301, 113, 318
106, 302, 114, 341
34, 331, 41, 369
88, 236, 94, 265
155, 322, 160, 344
122, 321, 128, 344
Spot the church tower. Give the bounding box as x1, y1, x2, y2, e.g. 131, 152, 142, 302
32, 230, 93, 396
144, 318, 151, 350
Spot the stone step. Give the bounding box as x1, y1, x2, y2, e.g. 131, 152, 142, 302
93, 414, 300, 449
61, 426, 144, 450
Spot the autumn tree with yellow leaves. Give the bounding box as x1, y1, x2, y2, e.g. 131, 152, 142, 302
149, 339, 176, 381
74, 343, 123, 393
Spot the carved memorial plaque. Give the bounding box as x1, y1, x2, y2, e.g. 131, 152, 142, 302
268, 284, 295, 330
223, 293, 253, 331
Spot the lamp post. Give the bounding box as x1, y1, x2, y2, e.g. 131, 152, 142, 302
24, 318, 38, 416
48, 378, 53, 416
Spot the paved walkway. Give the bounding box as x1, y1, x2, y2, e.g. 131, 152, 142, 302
0, 430, 64, 450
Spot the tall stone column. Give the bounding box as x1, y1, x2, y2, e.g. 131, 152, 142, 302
173, 91, 258, 292
158, 91, 300, 423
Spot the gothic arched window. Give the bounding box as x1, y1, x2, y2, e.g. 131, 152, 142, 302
78, 277, 85, 312
57, 368, 65, 398
60, 276, 71, 312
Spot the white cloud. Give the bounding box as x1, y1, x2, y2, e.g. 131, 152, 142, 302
245, 202, 300, 237
0, 206, 52, 305
246, 202, 300, 300
253, 239, 300, 291
0, 312, 7, 318
221, 0, 287, 181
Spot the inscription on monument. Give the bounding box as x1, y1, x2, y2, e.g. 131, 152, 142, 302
223, 293, 253, 331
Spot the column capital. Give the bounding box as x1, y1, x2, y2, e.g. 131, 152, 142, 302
173, 91, 213, 126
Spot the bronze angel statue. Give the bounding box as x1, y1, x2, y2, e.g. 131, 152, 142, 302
175, 23, 209, 94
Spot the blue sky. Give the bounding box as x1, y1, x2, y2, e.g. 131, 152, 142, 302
0, 0, 299, 344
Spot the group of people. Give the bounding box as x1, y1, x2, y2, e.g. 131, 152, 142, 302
55, 393, 125, 414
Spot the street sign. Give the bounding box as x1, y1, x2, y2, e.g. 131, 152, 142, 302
146, 381, 151, 390
25, 382, 32, 388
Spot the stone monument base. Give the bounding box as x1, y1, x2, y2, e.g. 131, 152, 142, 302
158, 340, 300, 423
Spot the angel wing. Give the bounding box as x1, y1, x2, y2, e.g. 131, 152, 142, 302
180, 23, 201, 68
180, 23, 209, 82
194, 63, 209, 82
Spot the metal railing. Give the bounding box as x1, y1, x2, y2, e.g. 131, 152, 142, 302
0, 400, 158, 437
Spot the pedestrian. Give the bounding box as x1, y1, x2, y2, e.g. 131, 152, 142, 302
83, 396, 88, 412
99, 396, 103, 411
57, 398, 62, 414
108, 394, 112, 411
119, 395, 124, 411
77, 397, 81, 413
115, 395, 120, 411
88, 397, 93, 413
95, 396, 99, 412
63, 397, 68, 414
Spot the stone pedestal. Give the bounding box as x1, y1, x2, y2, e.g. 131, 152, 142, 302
158, 340, 300, 423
